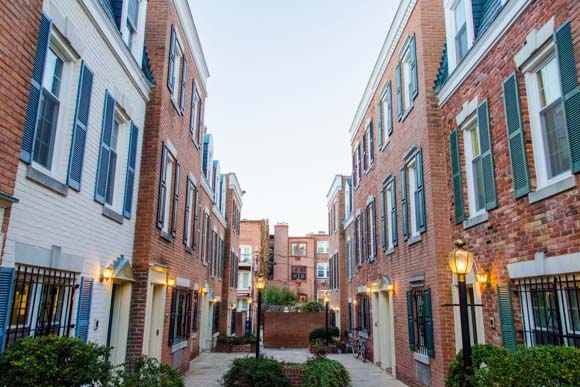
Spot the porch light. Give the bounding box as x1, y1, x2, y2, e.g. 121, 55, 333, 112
211, 296, 218, 304
448, 239, 474, 279
201, 286, 208, 295
256, 274, 266, 290
324, 292, 330, 303
248, 297, 253, 305
477, 272, 491, 287
100, 266, 114, 282
166, 275, 176, 287
366, 286, 372, 294
386, 283, 394, 293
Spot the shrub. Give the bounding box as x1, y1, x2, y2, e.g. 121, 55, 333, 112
221, 357, 290, 387
0, 335, 112, 387
263, 285, 298, 306
300, 301, 323, 313
446, 344, 580, 387
309, 327, 340, 343
304, 358, 351, 387
217, 334, 257, 346
112, 356, 183, 387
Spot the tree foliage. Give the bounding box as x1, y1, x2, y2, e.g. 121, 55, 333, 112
263, 285, 298, 306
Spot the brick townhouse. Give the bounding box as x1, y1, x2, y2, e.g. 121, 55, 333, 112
0, 0, 152, 369
346, 0, 454, 386
326, 175, 351, 331
435, 0, 580, 360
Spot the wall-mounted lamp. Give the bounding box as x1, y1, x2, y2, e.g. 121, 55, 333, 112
477, 272, 491, 287
100, 266, 114, 282
366, 286, 372, 294
211, 296, 218, 304
201, 286, 208, 295
166, 275, 176, 287
386, 283, 394, 293
248, 297, 253, 305
353, 299, 357, 305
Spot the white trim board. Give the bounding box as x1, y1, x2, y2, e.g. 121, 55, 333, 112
508, 252, 580, 279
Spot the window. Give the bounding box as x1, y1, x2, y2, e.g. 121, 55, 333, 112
212, 302, 220, 334
169, 288, 191, 345
345, 237, 352, 280
408, 159, 418, 237
190, 82, 203, 145
192, 291, 199, 332
356, 144, 362, 183
402, 150, 426, 240
240, 245, 252, 263
105, 118, 120, 205
330, 253, 339, 289
381, 180, 397, 251
464, 122, 486, 216
378, 82, 393, 147
230, 252, 239, 289
317, 263, 329, 278
348, 302, 353, 331
202, 134, 214, 182
357, 295, 370, 332
365, 199, 376, 260
526, 54, 571, 188
6, 266, 78, 347
396, 35, 418, 119
125, 0, 139, 51
291, 266, 307, 281
160, 148, 177, 235
445, 0, 474, 71
201, 212, 210, 264
401, 47, 413, 112
317, 241, 329, 254
33, 48, 64, 171
184, 178, 198, 249
355, 214, 363, 266
366, 119, 374, 166
344, 179, 352, 217
291, 243, 306, 257
238, 271, 250, 289
170, 34, 184, 107
238, 298, 248, 311
453, 0, 468, 63
410, 287, 428, 355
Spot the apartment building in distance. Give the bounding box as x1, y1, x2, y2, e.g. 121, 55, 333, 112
435, 0, 580, 359
0, 0, 152, 368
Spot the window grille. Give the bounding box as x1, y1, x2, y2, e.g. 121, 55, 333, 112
411, 286, 428, 356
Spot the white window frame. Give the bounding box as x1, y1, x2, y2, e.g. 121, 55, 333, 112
162, 151, 175, 233
170, 32, 184, 107
317, 241, 329, 254
291, 243, 307, 257
367, 198, 376, 259
344, 181, 352, 216
105, 107, 131, 214
522, 42, 571, 190
401, 45, 413, 113
407, 157, 419, 238
380, 90, 390, 146
366, 120, 373, 167
185, 180, 195, 247
121, 0, 147, 61
355, 143, 362, 185
386, 182, 394, 249
240, 245, 252, 263
317, 262, 329, 279
444, 0, 476, 72
462, 114, 487, 219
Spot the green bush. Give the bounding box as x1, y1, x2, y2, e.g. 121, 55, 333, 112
0, 335, 112, 387
263, 285, 298, 306
221, 357, 290, 387
217, 334, 257, 346
300, 301, 323, 312
304, 358, 351, 387
309, 327, 340, 343
447, 344, 580, 387
112, 355, 183, 387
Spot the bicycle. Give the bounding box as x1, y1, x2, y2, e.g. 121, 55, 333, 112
349, 328, 368, 363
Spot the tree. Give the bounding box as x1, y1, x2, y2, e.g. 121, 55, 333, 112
263, 285, 298, 306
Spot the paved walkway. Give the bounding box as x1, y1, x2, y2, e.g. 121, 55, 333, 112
183, 348, 407, 387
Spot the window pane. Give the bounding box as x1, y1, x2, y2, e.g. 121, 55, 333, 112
106, 152, 117, 205
42, 49, 64, 98
454, 0, 466, 31
33, 92, 59, 169
541, 100, 570, 179
537, 59, 561, 108
473, 156, 485, 211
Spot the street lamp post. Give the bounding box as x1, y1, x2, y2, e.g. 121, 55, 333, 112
325, 292, 330, 346
255, 275, 266, 360
247, 297, 253, 335
448, 239, 475, 383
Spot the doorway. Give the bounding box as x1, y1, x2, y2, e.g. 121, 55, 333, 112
106, 283, 131, 366
147, 284, 165, 360
371, 290, 395, 373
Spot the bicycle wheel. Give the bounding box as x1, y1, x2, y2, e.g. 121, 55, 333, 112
353, 341, 361, 358
361, 346, 366, 363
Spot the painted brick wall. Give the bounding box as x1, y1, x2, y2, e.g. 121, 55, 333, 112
264, 311, 325, 348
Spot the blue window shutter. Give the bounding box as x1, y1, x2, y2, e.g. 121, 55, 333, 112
21, 13, 52, 164
555, 21, 580, 173
387, 82, 393, 135
380, 189, 386, 251
179, 57, 188, 114
477, 99, 498, 210
0, 267, 15, 352
369, 120, 375, 162
94, 91, 115, 204
415, 149, 426, 233
111, 0, 123, 28
424, 288, 435, 357
450, 128, 465, 224
75, 277, 93, 343
167, 25, 176, 92
67, 61, 94, 191
157, 143, 168, 229
410, 34, 418, 100
407, 291, 415, 351
401, 166, 409, 241
123, 122, 139, 218
391, 177, 398, 246
396, 63, 403, 120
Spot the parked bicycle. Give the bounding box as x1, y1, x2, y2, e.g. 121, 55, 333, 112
348, 328, 368, 363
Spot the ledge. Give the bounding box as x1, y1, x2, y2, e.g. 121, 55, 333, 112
408, 234, 422, 246
385, 247, 396, 256
528, 175, 576, 204
171, 340, 187, 353
463, 212, 488, 229
414, 352, 430, 365
102, 206, 124, 224
399, 104, 414, 122
185, 246, 193, 254
26, 166, 68, 196
0, 192, 18, 208
160, 230, 173, 242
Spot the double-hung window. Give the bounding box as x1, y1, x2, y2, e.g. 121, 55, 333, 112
366, 119, 374, 166
157, 143, 179, 238
291, 265, 307, 281
125, 0, 139, 52
464, 121, 486, 217
396, 35, 418, 120
356, 144, 362, 183
291, 243, 306, 257
317, 262, 329, 279
167, 26, 187, 113
401, 48, 413, 112
445, 0, 475, 71
453, 0, 468, 63
402, 149, 426, 241
190, 82, 203, 145
240, 245, 252, 263
378, 82, 393, 147
381, 179, 397, 251
358, 294, 371, 332
184, 177, 198, 250
365, 198, 376, 261
317, 241, 329, 254
169, 288, 191, 345
238, 271, 250, 289
408, 159, 419, 237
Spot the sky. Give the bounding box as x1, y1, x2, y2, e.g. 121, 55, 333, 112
188, 1, 397, 236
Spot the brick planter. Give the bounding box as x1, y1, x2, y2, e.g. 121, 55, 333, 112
308, 343, 339, 354
214, 342, 256, 353
283, 366, 305, 386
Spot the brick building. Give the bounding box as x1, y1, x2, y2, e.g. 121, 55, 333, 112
0, 0, 152, 367
435, 0, 580, 361
345, 0, 453, 386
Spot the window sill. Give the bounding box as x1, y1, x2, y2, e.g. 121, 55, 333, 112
202, 261, 208, 267
385, 247, 396, 256
102, 206, 124, 224
185, 246, 193, 254
26, 166, 68, 196
170, 96, 183, 115
160, 230, 173, 242
399, 104, 414, 122
528, 175, 576, 204
408, 234, 422, 246
171, 340, 187, 353
463, 212, 488, 229
414, 352, 430, 365
379, 140, 390, 152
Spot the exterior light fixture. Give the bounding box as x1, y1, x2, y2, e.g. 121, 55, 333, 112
100, 266, 114, 282
386, 283, 394, 293
477, 272, 491, 287
324, 292, 330, 303
256, 274, 266, 290
166, 275, 176, 287
248, 297, 253, 305
448, 239, 474, 280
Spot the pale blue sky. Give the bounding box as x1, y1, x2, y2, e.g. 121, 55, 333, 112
189, 1, 397, 235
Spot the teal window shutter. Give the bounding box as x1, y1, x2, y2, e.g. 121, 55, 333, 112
94, 91, 115, 204
396, 63, 403, 120
407, 291, 415, 351
424, 288, 435, 357
167, 25, 176, 92
179, 57, 188, 114
369, 120, 375, 162
450, 129, 465, 224
21, 13, 52, 164
497, 284, 517, 351
415, 149, 426, 233
75, 277, 93, 343
123, 122, 138, 218
67, 61, 94, 191
171, 162, 181, 237
555, 21, 580, 173
401, 166, 409, 241
477, 99, 497, 210
0, 267, 15, 352
377, 99, 383, 148
502, 72, 530, 198
391, 176, 398, 246
410, 34, 418, 100
380, 188, 387, 251
157, 143, 168, 229
387, 82, 393, 135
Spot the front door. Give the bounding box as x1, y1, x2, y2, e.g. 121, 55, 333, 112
147, 284, 165, 360
107, 283, 131, 366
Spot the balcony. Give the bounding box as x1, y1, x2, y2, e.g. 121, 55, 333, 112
239, 255, 252, 267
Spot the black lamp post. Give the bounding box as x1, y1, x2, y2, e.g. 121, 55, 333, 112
325, 292, 330, 346
247, 297, 253, 335
255, 275, 266, 360
448, 239, 475, 384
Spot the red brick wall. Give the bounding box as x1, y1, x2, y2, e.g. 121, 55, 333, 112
439, 0, 580, 349
348, 1, 452, 386
0, 1, 42, 261
283, 367, 305, 386
264, 312, 325, 348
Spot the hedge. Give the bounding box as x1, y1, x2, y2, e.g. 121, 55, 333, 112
304, 358, 351, 387
447, 344, 580, 387
309, 327, 340, 343
221, 357, 290, 387
217, 334, 257, 345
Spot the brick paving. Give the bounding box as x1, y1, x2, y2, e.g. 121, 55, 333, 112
183, 348, 407, 387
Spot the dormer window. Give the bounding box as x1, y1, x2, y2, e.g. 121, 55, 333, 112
445, 0, 475, 71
